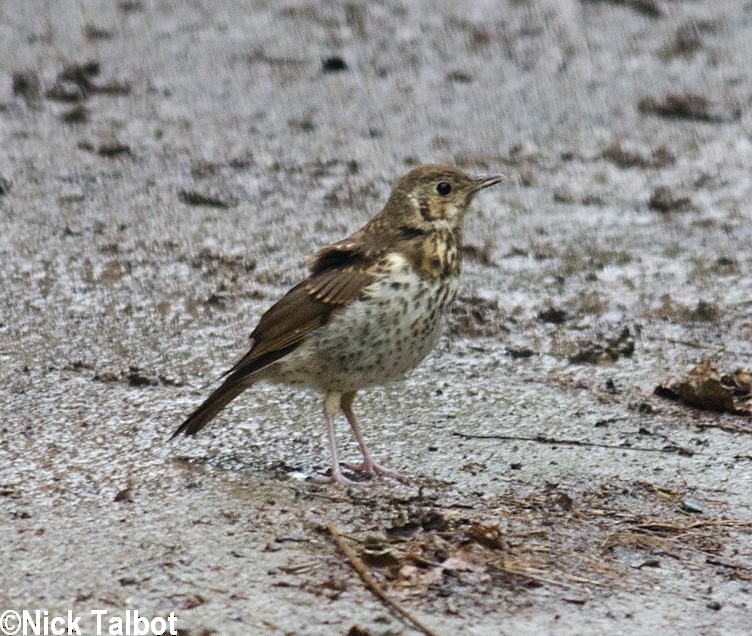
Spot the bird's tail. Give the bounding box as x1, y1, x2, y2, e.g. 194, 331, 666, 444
170, 375, 253, 439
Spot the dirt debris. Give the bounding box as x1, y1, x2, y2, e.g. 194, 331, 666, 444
59, 104, 89, 124
649, 185, 692, 213
92, 365, 184, 388
569, 327, 636, 364
638, 92, 740, 123
178, 188, 240, 209
45, 61, 131, 101
602, 141, 675, 169
446, 295, 508, 338
12, 69, 42, 105
583, 0, 666, 19
538, 306, 568, 324
460, 240, 497, 266
322, 56, 348, 73
321, 481, 752, 624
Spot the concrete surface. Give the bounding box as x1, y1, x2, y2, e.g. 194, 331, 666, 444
1, 1, 751, 634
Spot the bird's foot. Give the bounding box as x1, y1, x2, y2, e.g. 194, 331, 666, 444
312, 470, 375, 487
342, 460, 408, 482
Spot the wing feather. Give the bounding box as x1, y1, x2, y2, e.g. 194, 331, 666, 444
306, 267, 374, 305
223, 237, 379, 378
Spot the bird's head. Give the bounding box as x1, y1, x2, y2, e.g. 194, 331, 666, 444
382, 163, 504, 232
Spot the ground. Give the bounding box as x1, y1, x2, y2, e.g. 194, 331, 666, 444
1, 0, 752, 634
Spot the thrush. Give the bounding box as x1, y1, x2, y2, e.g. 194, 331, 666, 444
172, 164, 503, 484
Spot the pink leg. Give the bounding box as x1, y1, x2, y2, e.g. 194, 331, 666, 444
314, 392, 367, 486
340, 392, 408, 482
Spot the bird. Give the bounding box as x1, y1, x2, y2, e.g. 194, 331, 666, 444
171, 164, 504, 485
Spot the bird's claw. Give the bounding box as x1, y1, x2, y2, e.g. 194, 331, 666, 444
341, 461, 408, 482
312, 470, 375, 486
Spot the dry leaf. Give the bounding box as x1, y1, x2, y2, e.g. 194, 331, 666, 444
655, 360, 752, 415
441, 548, 487, 572
467, 523, 505, 550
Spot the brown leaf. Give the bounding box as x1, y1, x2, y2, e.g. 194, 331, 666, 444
360, 547, 401, 568
441, 548, 487, 572
113, 487, 132, 502
655, 360, 752, 415
467, 523, 505, 550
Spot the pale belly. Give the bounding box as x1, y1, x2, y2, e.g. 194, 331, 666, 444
271, 273, 459, 393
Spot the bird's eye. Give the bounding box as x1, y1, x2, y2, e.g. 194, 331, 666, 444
436, 181, 452, 196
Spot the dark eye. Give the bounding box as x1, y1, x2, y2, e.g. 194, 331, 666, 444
436, 181, 452, 196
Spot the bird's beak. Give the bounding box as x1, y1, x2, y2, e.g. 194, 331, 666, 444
472, 174, 505, 191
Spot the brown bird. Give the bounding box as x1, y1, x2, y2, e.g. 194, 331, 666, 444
172, 164, 503, 484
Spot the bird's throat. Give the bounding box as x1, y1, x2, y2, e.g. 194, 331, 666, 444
398, 227, 462, 281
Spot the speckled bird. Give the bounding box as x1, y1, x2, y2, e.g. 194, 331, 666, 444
172, 164, 503, 484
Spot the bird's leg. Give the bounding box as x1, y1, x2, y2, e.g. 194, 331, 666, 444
340, 392, 408, 482
314, 392, 366, 486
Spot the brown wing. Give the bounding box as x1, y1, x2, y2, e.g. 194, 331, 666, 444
222, 237, 378, 379
170, 239, 378, 439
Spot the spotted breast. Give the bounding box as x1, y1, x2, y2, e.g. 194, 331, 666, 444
271, 250, 459, 392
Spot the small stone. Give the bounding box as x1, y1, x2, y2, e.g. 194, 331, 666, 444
84, 24, 115, 40
507, 347, 534, 359
288, 117, 316, 132
12, 69, 42, 104
97, 142, 132, 157
322, 56, 348, 73
178, 188, 239, 209
637, 402, 658, 415
117, 0, 144, 12
649, 186, 691, 213
45, 80, 84, 102
553, 186, 575, 204
447, 70, 473, 83
114, 486, 132, 502
706, 600, 722, 611
681, 497, 704, 514
60, 104, 89, 124
538, 306, 568, 324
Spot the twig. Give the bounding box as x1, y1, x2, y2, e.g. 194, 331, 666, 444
497, 565, 576, 590
327, 522, 442, 636
696, 422, 752, 434
494, 560, 611, 590
162, 569, 229, 594
645, 334, 752, 357
644, 335, 727, 352
630, 519, 752, 533
706, 556, 752, 574
634, 481, 682, 497
289, 485, 352, 504
452, 431, 696, 455
564, 573, 610, 586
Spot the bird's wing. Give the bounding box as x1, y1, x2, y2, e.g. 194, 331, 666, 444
222, 237, 378, 378
172, 239, 377, 438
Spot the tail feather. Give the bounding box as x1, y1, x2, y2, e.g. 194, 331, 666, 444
172, 341, 289, 440
170, 377, 249, 439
